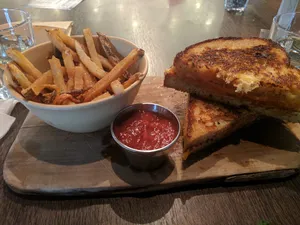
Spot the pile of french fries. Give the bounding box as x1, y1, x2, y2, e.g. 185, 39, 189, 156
1, 28, 145, 105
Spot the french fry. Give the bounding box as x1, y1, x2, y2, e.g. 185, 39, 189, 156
79, 63, 96, 89
62, 50, 75, 92
74, 66, 84, 91
61, 67, 67, 76
6, 48, 42, 80
83, 48, 144, 102
79, 62, 96, 80
62, 50, 75, 79
22, 70, 54, 95
23, 83, 58, 97
67, 77, 74, 92
26, 73, 36, 83
93, 33, 103, 56
56, 29, 76, 50
32, 70, 54, 94
97, 32, 131, 78
0, 64, 18, 88
123, 72, 141, 89
97, 32, 123, 65
98, 54, 113, 71
92, 92, 111, 102
110, 80, 124, 95
83, 28, 103, 69
75, 41, 106, 79
81, 44, 89, 55
6, 28, 146, 105
8, 64, 32, 89
48, 56, 67, 93
47, 30, 79, 62
56, 29, 89, 54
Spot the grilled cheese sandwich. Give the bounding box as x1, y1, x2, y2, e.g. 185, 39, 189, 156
164, 37, 300, 121
183, 95, 256, 159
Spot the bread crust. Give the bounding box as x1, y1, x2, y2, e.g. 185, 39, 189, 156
182, 95, 256, 160
164, 71, 300, 122
165, 37, 300, 114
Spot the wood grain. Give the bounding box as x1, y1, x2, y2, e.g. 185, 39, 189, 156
3, 77, 300, 195
0, 0, 300, 225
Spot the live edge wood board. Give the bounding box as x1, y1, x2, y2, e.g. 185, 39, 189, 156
3, 77, 300, 195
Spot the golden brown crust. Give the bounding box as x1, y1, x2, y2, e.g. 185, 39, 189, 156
174, 37, 297, 88
175, 37, 289, 66
168, 37, 300, 111
183, 95, 256, 160
164, 71, 300, 122
187, 97, 238, 134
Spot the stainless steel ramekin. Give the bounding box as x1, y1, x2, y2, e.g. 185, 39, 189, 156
111, 103, 180, 170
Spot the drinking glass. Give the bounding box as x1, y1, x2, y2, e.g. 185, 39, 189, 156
224, 0, 249, 12
269, 12, 300, 67
0, 8, 34, 99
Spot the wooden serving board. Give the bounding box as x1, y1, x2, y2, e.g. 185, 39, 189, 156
3, 77, 300, 195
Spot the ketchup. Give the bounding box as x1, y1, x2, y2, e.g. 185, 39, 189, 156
114, 110, 177, 150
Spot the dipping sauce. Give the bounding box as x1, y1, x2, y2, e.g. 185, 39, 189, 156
114, 110, 177, 150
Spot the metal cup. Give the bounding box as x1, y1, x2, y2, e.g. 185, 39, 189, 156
111, 103, 181, 171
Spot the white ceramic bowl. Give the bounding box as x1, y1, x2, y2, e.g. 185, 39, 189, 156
3, 35, 148, 133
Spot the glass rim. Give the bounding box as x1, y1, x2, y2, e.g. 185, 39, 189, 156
0, 8, 31, 32
273, 12, 300, 33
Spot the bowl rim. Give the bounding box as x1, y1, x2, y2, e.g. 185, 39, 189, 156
110, 103, 181, 153
3, 35, 149, 110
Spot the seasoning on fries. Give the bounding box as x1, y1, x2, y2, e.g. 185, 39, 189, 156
1, 28, 145, 105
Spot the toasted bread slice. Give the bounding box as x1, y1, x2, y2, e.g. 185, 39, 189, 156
183, 95, 256, 160
165, 68, 300, 122
164, 37, 300, 121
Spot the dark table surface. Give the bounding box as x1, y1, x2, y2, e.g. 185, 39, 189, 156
1, 0, 300, 224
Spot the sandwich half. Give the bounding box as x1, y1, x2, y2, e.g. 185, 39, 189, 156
183, 95, 256, 160
164, 37, 300, 122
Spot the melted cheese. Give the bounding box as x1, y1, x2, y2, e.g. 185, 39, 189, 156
234, 73, 261, 93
